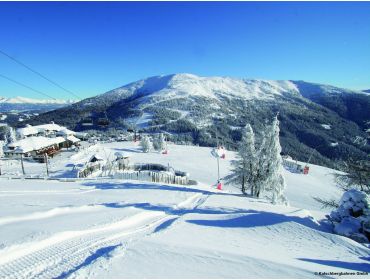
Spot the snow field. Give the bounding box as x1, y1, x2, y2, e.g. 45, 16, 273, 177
0, 142, 369, 278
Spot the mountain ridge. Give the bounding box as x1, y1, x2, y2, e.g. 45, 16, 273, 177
0, 96, 77, 104
18, 73, 370, 168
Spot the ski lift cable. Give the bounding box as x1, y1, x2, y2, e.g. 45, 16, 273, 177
0, 49, 81, 99
0, 73, 57, 100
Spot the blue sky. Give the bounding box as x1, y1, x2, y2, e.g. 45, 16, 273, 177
0, 1, 369, 100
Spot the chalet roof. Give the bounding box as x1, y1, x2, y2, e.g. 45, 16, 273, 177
17, 123, 76, 137
7, 136, 65, 153
114, 152, 129, 159
36, 123, 63, 132
67, 135, 81, 143
17, 125, 39, 137
74, 132, 88, 137
57, 128, 76, 136
89, 154, 104, 162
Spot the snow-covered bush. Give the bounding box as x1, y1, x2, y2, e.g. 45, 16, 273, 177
329, 189, 370, 243
140, 136, 152, 153
153, 133, 166, 152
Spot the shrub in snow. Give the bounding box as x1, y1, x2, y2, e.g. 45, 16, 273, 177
140, 136, 152, 153
329, 189, 370, 243
153, 133, 166, 152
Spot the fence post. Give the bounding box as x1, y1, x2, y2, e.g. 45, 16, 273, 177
20, 154, 25, 176
44, 153, 49, 177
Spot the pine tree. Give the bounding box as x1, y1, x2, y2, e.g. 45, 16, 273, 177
258, 115, 288, 204
228, 124, 257, 195
0, 140, 4, 158
153, 133, 166, 152
335, 158, 370, 194
227, 117, 288, 205
7, 127, 17, 143
140, 135, 152, 153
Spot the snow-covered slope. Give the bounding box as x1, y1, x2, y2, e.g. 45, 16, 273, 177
82, 73, 369, 108
0, 142, 369, 278
86, 73, 300, 105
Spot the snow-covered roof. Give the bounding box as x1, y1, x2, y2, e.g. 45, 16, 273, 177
17, 123, 69, 137
17, 125, 39, 137
57, 128, 76, 136
35, 123, 64, 132
114, 151, 129, 159
75, 132, 88, 137
7, 136, 66, 153
89, 154, 104, 162
67, 135, 81, 143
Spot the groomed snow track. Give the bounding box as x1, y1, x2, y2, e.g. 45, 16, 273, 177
0, 193, 209, 279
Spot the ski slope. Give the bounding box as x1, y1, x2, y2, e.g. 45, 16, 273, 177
0, 142, 369, 278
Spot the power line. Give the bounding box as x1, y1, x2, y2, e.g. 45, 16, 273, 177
0, 73, 57, 100
0, 49, 81, 99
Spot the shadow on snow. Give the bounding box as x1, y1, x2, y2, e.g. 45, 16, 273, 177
56, 244, 121, 278
297, 257, 370, 273
82, 181, 215, 195
187, 210, 324, 231
99, 201, 327, 233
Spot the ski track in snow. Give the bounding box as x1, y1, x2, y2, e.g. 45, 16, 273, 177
0, 189, 97, 197
70, 192, 211, 279
0, 192, 209, 278
0, 205, 105, 227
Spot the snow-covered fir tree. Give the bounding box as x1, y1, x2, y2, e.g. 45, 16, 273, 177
7, 127, 17, 143
153, 133, 166, 152
140, 135, 152, 153
0, 140, 5, 158
228, 124, 256, 195
228, 116, 288, 205
258, 115, 288, 204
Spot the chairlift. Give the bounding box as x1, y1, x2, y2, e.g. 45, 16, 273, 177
81, 117, 93, 126
98, 118, 109, 126
98, 111, 110, 127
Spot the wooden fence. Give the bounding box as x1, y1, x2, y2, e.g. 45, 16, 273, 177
113, 170, 189, 185
77, 162, 104, 178
77, 160, 189, 185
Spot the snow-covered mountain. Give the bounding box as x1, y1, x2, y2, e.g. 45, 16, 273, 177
0, 96, 77, 117
94, 73, 300, 101
0, 96, 76, 105
23, 73, 370, 168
